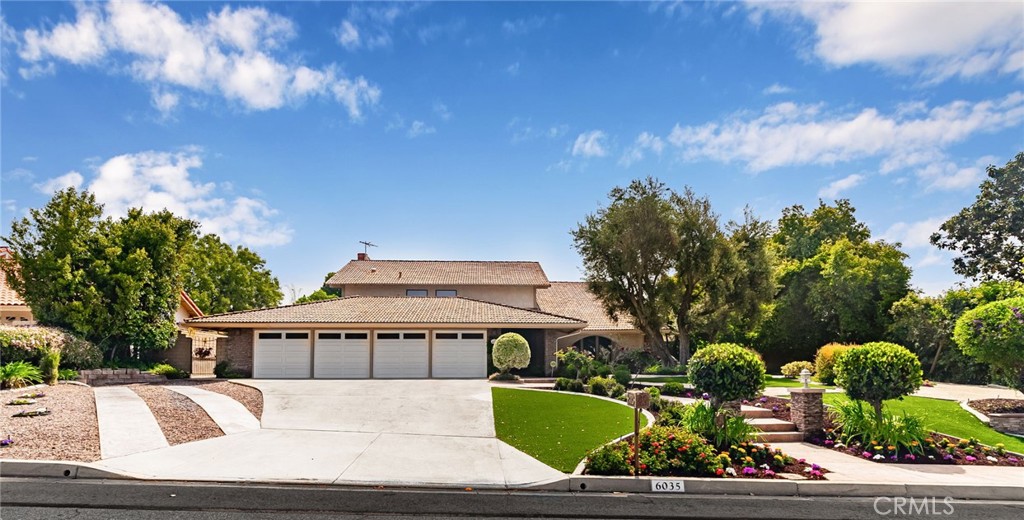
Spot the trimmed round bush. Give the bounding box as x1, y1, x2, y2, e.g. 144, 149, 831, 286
953, 297, 1024, 393
780, 360, 814, 379
833, 342, 923, 417
492, 332, 531, 374
660, 381, 687, 396
687, 343, 766, 409
814, 343, 857, 385
587, 376, 614, 396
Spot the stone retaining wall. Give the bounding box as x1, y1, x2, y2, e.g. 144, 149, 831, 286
77, 368, 166, 386
988, 413, 1024, 435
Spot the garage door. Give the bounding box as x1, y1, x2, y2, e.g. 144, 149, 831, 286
254, 331, 310, 378
432, 331, 487, 378
314, 331, 370, 378
373, 331, 428, 378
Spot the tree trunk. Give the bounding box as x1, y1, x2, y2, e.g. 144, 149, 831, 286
872, 400, 884, 421
677, 329, 691, 366
928, 339, 944, 377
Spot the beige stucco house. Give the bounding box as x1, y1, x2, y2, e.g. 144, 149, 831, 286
0, 248, 35, 326
179, 253, 645, 379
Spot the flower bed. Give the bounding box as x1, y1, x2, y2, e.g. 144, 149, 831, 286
810, 430, 1024, 466
584, 426, 827, 479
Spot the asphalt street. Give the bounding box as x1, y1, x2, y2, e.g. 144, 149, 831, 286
2, 478, 1023, 520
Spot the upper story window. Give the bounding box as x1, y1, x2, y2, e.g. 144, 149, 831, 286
406, 289, 428, 297
435, 289, 457, 297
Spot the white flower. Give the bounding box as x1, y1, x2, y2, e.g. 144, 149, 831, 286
725, 467, 737, 476
759, 464, 770, 470
872, 454, 885, 460
834, 443, 845, 449
987, 456, 998, 462
804, 467, 811, 473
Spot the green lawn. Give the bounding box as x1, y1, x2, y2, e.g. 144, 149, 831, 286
823, 394, 1024, 454
492, 387, 645, 472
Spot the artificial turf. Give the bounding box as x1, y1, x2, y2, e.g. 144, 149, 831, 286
491, 387, 645, 472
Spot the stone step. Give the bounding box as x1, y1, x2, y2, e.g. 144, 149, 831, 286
747, 418, 797, 432
753, 431, 806, 443
740, 406, 773, 419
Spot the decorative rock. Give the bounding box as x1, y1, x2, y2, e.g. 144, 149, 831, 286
988, 413, 1024, 435
789, 387, 825, 438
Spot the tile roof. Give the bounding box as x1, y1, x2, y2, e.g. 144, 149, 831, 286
187, 296, 585, 326
0, 248, 27, 307
327, 260, 550, 287
536, 282, 639, 332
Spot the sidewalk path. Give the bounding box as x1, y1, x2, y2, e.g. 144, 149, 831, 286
166, 385, 260, 435
94, 387, 168, 459
777, 442, 1024, 486
913, 382, 1023, 402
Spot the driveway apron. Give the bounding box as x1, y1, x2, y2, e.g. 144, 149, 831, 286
94, 386, 169, 459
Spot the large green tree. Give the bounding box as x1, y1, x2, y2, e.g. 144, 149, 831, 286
758, 200, 911, 367
931, 152, 1023, 282
572, 178, 774, 364
2, 189, 198, 359
182, 234, 282, 314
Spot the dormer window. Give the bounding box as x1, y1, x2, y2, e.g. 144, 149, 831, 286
406, 289, 428, 297
435, 289, 457, 297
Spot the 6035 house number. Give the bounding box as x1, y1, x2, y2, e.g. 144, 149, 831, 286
650, 480, 685, 492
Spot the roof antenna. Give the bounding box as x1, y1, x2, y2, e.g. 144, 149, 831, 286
359, 241, 378, 254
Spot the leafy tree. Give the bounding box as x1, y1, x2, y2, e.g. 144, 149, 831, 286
953, 297, 1024, 393
2, 189, 198, 360
687, 342, 766, 410
294, 272, 342, 304
572, 178, 677, 362
834, 342, 923, 419
758, 200, 910, 367
181, 234, 282, 314
573, 178, 773, 364
932, 152, 1023, 282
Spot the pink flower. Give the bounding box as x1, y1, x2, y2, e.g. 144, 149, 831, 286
965, 456, 977, 462
862, 451, 872, 458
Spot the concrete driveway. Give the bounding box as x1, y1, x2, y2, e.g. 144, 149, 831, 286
95, 380, 564, 489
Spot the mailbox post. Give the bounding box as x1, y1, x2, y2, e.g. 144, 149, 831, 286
626, 389, 651, 476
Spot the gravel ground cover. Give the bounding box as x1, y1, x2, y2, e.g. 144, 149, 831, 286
0, 384, 100, 462
163, 380, 263, 419
969, 398, 1024, 415
129, 384, 223, 445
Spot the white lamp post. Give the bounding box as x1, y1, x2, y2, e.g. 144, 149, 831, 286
799, 368, 812, 388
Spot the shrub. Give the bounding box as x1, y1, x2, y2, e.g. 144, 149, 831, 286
58, 368, 79, 381
59, 334, 102, 370
657, 402, 754, 450
0, 361, 43, 389
687, 343, 765, 410
488, 372, 518, 381
584, 426, 721, 476
832, 400, 927, 454
554, 348, 596, 380
0, 326, 101, 370
953, 297, 1024, 393
612, 365, 632, 387
660, 381, 687, 396
39, 348, 60, 385
834, 342, 923, 418
147, 363, 188, 379
492, 333, 531, 374
780, 361, 814, 379
642, 363, 687, 375
214, 361, 247, 379
587, 376, 617, 396
553, 377, 573, 391
607, 382, 626, 398
814, 343, 857, 385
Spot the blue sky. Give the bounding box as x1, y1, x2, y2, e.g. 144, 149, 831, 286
1, 1, 1022, 301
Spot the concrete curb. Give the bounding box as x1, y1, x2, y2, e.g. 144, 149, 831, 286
959, 400, 991, 424
2, 458, 1021, 500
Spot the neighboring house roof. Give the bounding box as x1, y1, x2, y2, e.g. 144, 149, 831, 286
536, 281, 639, 332
188, 296, 585, 326
179, 290, 203, 318
327, 260, 550, 287
0, 247, 27, 307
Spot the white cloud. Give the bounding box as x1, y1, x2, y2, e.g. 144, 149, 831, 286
37, 150, 291, 247
407, 120, 435, 138
33, 171, 84, 193
752, 2, 1024, 82
2, 200, 15, 215
619, 132, 665, 167
818, 173, 864, 198
572, 130, 609, 158
880, 216, 949, 249
506, 61, 520, 76
433, 101, 452, 121
914, 155, 998, 192
502, 16, 547, 36
12, 1, 379, 118
336, 20, 360, 50
664, 92, 1024, 174
762, 83, 793, 95
3, 167, 34, 182
336, 3, 419, 51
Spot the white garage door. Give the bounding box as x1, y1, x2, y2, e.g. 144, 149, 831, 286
254, 331, 310, 378
314, 331, 370, 378
373, 331, 428, 378
432, 331, 487, 378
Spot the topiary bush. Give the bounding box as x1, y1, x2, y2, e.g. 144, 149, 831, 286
953, 297, 1024, 393
687, 343, 766, 410
833, 342, 923, 418
39, 348, 60, 385
814, 343, 857, 385
492, 332, 531, 375
780, 360, 814, 379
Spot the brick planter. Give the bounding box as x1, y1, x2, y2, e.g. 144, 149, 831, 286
789, 387, 825, 438
77, 368, 166, 386
988, 413, 1024, 436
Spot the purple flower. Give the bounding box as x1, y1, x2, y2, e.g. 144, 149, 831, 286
760, 396, 768, 403
942, 454, 954, 461
1008, 457, 1019, 463
701, 393, 710, 400
824, 440, 834, 446
904, 454, 916, 461
772, 405, 779, 412
742, 467, 757, 475
811, 463, 821, 470
965, 456, 977, 462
